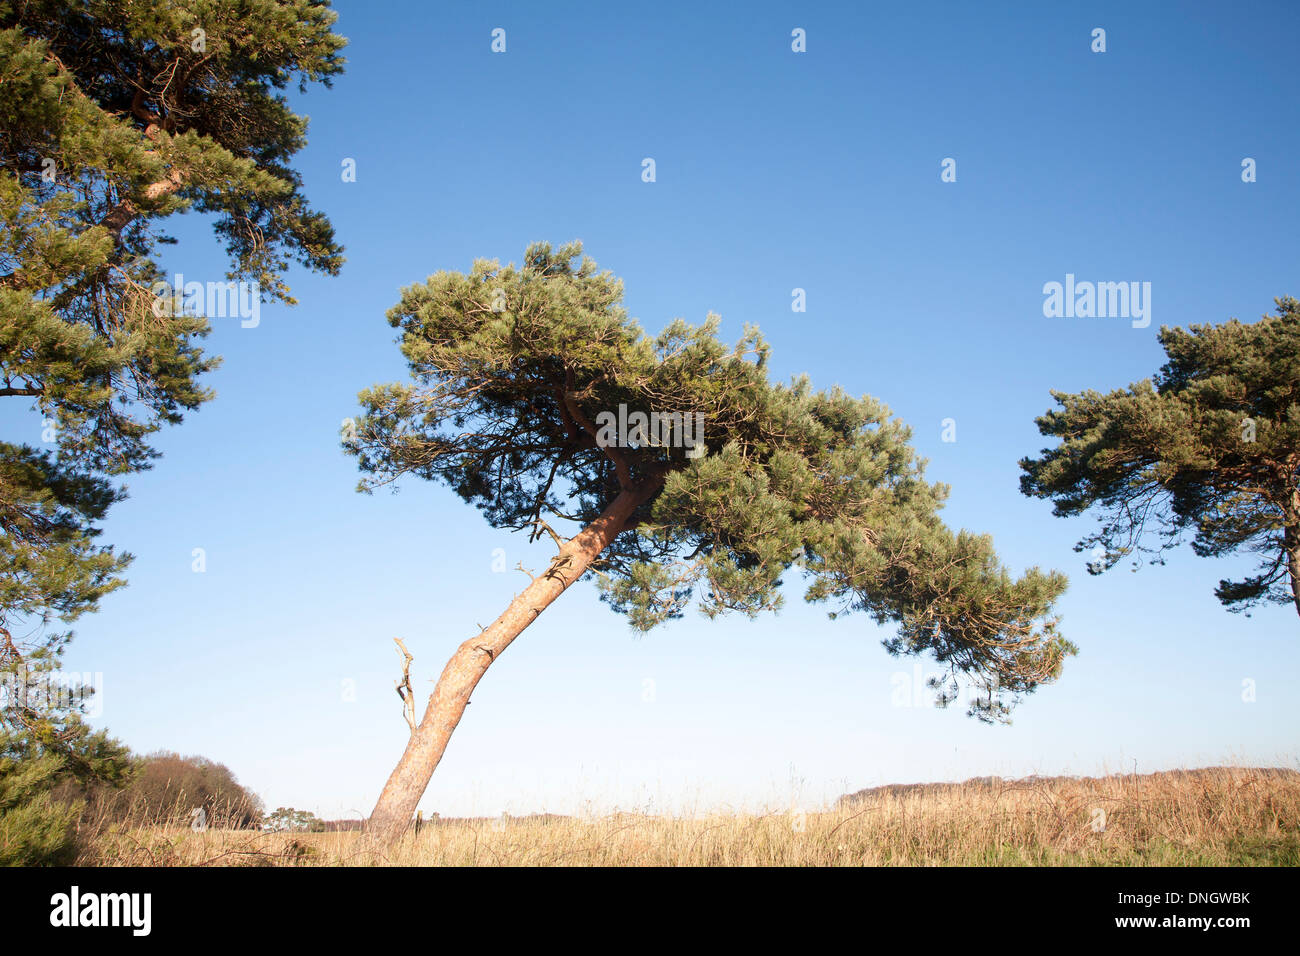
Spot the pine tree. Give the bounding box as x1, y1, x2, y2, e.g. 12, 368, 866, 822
1021, 296, 1300, 618
347, 241, 1073, 844
0, 1, 346, 838
0, 1, 344, 677
1, 629, 132, 864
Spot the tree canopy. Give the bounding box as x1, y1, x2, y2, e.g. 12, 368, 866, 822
1020, 296, 1300, 618
1, 3, 346, 852
349, 241, 1073, 723
0, 0, 345, 661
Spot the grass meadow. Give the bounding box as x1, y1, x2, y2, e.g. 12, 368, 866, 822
78, 766, 1300, 867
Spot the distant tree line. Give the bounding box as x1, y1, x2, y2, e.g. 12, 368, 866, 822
263, 807, 326, 832
56, 750, 264, 829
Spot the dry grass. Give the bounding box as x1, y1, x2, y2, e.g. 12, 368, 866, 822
80, 766, 1300, 867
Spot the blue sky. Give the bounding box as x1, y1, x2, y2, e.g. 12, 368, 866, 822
12, 0, 1300, 819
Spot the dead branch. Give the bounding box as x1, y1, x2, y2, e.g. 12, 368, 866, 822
529, 516, 567, 550
393, 638, 416, 734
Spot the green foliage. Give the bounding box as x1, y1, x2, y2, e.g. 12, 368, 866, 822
0, 756, 80, 866
0, 447, 129, 666
348, 242, 1073, 721
0, 0, 341, 857
1021, 297, 1300, 616
1, 0, 345, 710
0, 712, 132, 865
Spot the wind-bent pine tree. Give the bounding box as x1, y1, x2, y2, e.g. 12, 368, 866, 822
1021, 296, 1300, 619
347, 242, 1074, 844
0, 0, 346, 849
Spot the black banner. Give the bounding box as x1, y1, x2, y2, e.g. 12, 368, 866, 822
0, 865, 1285, 943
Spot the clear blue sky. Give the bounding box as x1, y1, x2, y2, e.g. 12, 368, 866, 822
16, 0, 1300, 819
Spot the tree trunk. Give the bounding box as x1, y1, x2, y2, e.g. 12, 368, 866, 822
1287, 520, 1300, 620
364, 477, 662, 846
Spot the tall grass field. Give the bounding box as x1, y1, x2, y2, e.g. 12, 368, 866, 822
80, 766, 1300, 867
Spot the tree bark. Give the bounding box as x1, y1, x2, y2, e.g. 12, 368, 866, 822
1287, 516, 1300, 620
364, 476, 662, 846
1289, 548, 1300, 619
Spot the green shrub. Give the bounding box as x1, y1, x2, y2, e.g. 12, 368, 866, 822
0, 749, 81, 865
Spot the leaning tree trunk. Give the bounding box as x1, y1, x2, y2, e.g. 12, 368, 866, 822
365, 478, 662, 846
